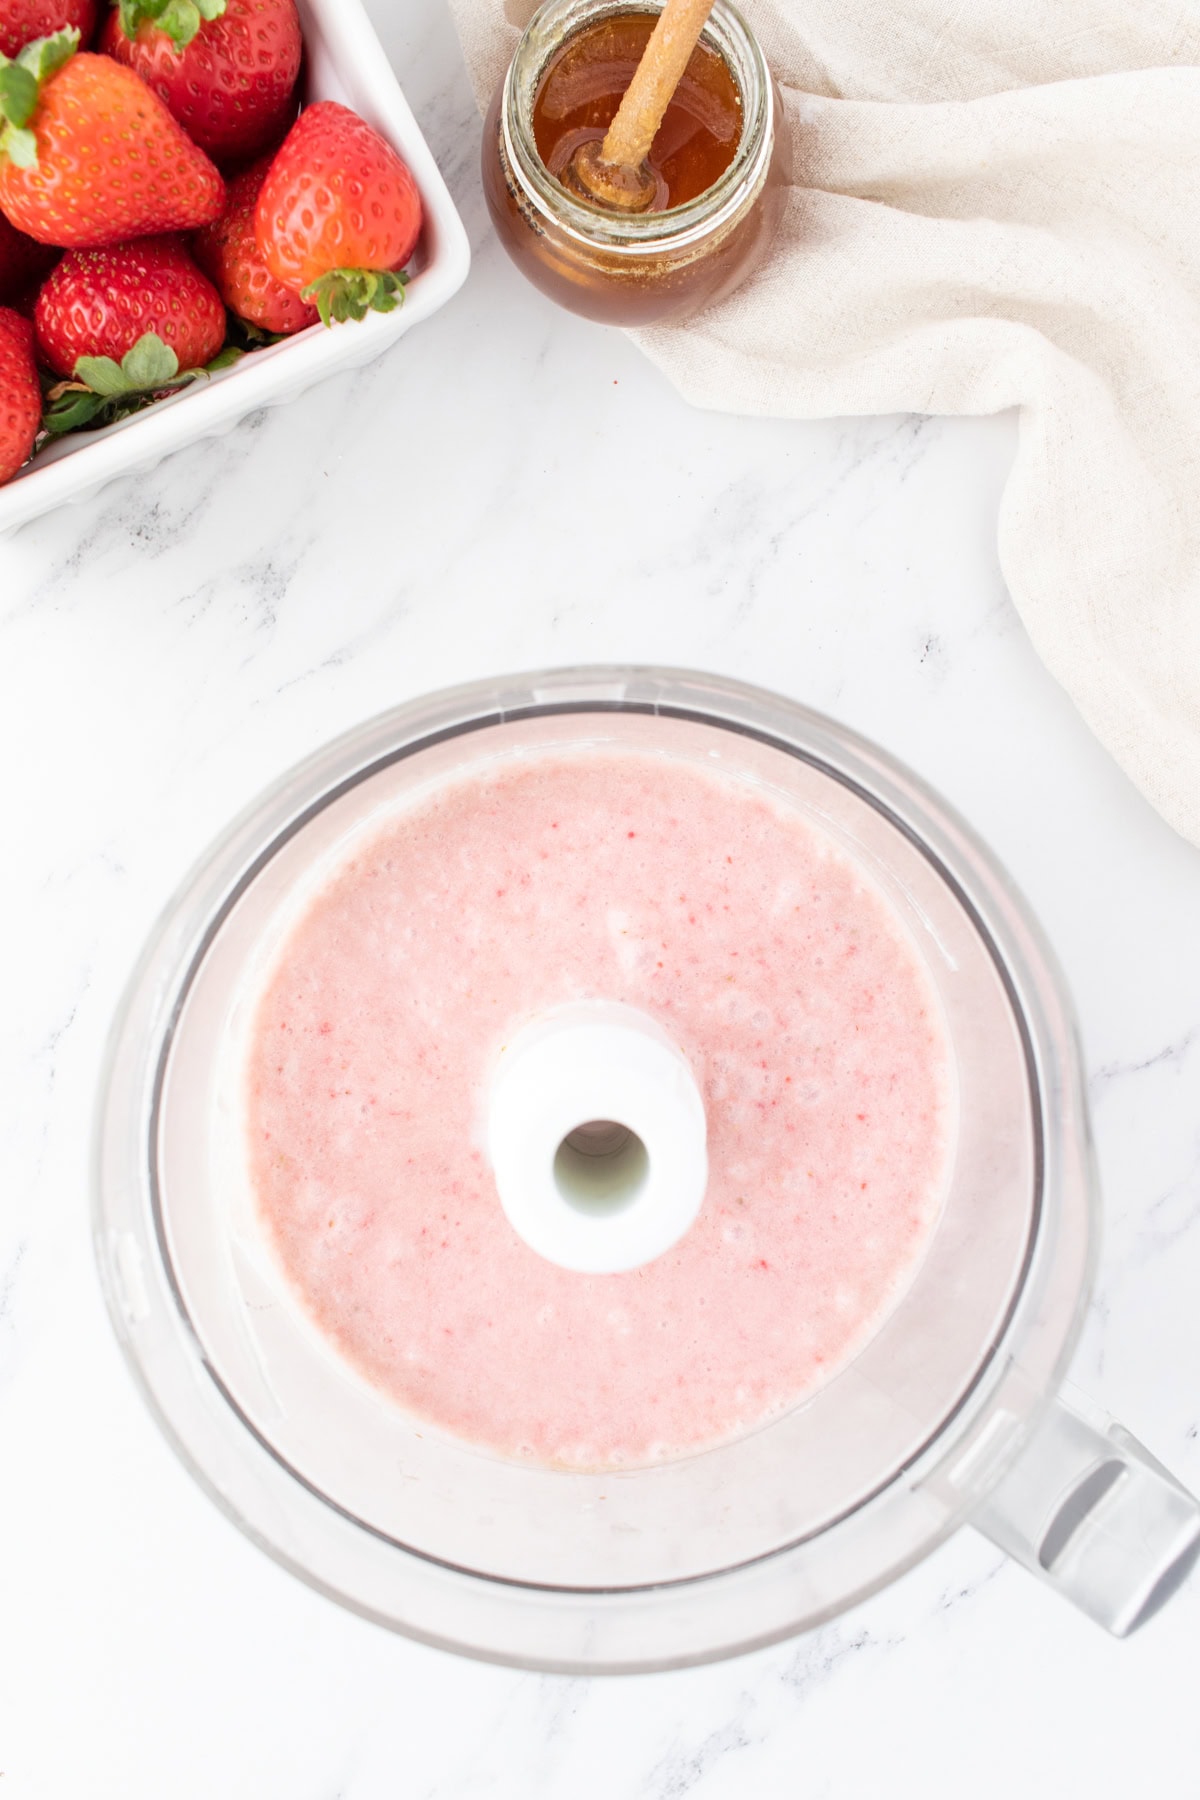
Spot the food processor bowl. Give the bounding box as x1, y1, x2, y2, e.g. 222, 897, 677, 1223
94, 667, 1200, 1668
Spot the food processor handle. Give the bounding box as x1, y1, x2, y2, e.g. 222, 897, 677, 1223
973, 1388, 1200, 1634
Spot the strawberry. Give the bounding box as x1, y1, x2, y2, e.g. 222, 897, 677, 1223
101, 0, 301, 165
0, 205, 54, 301
34, 234, 226, 375
193, 156, 315, 335
0, 0, 94, 59
0, 302, 39, 484
255, 101, 422, 326
0, 31, 224, 248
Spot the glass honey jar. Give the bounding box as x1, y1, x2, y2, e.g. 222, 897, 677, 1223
482, 0, 787, 326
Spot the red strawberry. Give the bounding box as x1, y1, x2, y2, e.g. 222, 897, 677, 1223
193, 156, 315, 335
0, 206, 55, 302
255, 101, 422, 325
101, 0, 301, 165
0, 32, 224, 248
34, 234, 226, 375
0, 303, 39, 484
0, 0, 94, 58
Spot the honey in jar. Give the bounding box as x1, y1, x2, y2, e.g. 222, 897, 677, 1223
533, 13, 743, 211
483, 0, 786, 327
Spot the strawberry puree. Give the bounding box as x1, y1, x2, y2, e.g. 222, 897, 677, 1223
246, 750, 953, 1469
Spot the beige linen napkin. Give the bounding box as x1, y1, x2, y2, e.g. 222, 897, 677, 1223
450, 0, 1200, 844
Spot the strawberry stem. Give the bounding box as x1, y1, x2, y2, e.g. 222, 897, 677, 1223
116, 0, 227, 51
300, 268, 408, 329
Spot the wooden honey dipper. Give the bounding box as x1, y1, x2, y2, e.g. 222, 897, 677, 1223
565, 0, 717, 213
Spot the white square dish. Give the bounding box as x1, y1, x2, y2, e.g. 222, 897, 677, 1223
0, 0, 471, 535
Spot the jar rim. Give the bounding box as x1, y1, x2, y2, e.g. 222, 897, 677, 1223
502, 0, 776, 256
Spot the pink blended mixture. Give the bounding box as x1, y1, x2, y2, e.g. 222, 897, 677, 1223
246, 749, 953, 1469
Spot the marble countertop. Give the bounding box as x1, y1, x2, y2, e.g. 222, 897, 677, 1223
3, 2, 1199, 1794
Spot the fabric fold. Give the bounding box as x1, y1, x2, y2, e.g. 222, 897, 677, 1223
451, 0, 1200, 841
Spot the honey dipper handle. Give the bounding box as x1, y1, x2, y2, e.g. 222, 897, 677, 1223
600, 0, 717, 171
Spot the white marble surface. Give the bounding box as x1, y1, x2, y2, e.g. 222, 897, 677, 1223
3, 2, 1200, 1794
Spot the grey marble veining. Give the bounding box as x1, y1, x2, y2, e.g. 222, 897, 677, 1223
1, 0, 1199, 1794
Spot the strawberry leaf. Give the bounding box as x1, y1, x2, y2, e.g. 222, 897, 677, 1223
0, 63, 38, 129
117, 0, 226, 50
300, 268, 409, 329
0, 30, 79, 167
122, 331, 180, 389
71, 355, 129, 397
224, 314, 286, 352
42, 389, 107, 434
15, 28, 79, 82
2, 123, 37, 166
157, 0, 206, 46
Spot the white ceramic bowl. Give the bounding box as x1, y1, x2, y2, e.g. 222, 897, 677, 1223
0, 0, 471, 535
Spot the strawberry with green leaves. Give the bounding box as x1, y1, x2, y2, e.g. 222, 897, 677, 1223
0, 0, 94, 59
194, 156, 316, 336
255, 101, 423, 327
0, 302, 39, 484
100, 0, 302, 165
34, 234, 226, 375
0, 30, 224, 247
